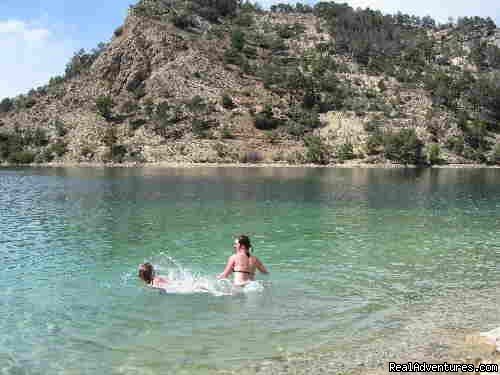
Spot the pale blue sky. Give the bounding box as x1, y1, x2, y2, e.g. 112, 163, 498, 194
0, 0, 498, 98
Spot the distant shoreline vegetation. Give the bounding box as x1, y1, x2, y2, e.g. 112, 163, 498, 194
0, 0, 499, 166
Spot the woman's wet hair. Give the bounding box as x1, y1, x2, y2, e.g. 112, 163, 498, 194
237, 235, 252, 258
138, 262, 154, 284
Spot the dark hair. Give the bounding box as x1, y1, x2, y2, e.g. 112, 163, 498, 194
138, 263, 154, 284
237, 235, 252, 258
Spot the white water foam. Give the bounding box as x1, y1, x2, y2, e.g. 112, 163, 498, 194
141, 253, 266, 296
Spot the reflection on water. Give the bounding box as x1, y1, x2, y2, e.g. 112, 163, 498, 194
0, 167, 499, 374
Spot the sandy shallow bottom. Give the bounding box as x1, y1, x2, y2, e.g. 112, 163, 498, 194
213, 287, 499, 375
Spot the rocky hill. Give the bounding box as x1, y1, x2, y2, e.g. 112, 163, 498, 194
0, 0, 499, 166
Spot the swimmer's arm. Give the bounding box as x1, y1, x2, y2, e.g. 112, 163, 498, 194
152, 277, 169, 288
217, 256, 235, 279
255, 257, 269, 274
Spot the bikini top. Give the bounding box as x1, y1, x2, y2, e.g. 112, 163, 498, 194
233, 254, 254, 275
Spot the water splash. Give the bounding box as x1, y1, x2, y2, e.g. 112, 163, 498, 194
140, 253, 266, 296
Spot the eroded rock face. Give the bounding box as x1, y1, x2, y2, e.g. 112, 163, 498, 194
1, 9, 498, 165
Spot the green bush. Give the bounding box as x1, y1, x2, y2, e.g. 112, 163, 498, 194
337, 143, 355, 161
0, 132, 22, 160
304, 135, 330, 164
53, 119, 67, 137
492, 143, 500, 165
172, 12, 195, 29
377, 79, 387, 92
213, 142, 231, 158
15, 95, 36, 110
231, 29, 246, 51
110, 144, 127, 163
427, 143, 442, 165
265, 129, 280, 144
121, 101, 139, 114
254, 114, 279, 130
286, 121, 306, 140
366, 132, 384, 155
0, 98, 14, 113
114, 25, 124, 37
364, 118, 383, 132
222, 94, 235, 109
254, 105, 279, 130
464, 120, 491, 150
383, 128, 424, 165
445, 135, 465, 155
234, 12, 254, 27
220, 126, 235, 139
129, 118, 148, 131
48, 141, 68, 157
192, 119, 213, 138
225, 49, 245, 66
96, 96, 114, 120
242, 45, 258, 59
35, 149, 55, 163
188, 95, 207, 112
65, 45, 106, 79
7, 151, 35, 164
34, 128, 49, 147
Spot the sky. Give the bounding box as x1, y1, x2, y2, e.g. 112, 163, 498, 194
0, 0, 499, 99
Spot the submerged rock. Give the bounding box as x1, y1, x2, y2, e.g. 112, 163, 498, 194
480, 327, 500, 352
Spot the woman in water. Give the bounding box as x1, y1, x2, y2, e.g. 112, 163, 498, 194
217, 235, 269, 286
138, 262, 170, 289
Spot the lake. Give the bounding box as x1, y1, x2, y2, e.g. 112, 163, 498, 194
1, 167, 499, 374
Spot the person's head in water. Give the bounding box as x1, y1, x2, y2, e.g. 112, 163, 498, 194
138, 263, 155, 284
234, 235, 251, 257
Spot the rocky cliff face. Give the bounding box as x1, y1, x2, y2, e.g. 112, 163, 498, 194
0, 3, 498, 165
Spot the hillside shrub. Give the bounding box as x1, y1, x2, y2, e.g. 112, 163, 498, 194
48, 141, 68, 157
366, 131, 384, 155
172, 12, 195, 29
383, 128, 424, 165
220, 126, 235, 139
110, 144, 127, 163
254, 105, 279, 130
130, 118, 148, 130
0, 98, 14, 113
463, 120, 491, 150
15, 95, 36, 110
427, 143, 442, 165
96, 96, 114, 120
286, 121, 306, 140
192, 119, 213, 138
222, 94, 235, 109
114, 25, 124, 37
0, 132, 22, 160
234, 12, 254, 27
492, 143, 500, 165
65, 44, 106, 79
25, 128, 49, 147
254, 114, 279, 130
304, 135, 330, 164
337, 143, 355, 161
231, 29, 246, 51
188, 95, 207, 113
7, 151, 35, 164
445, 135, 464, 155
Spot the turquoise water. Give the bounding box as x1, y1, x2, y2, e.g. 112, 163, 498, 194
1, 167, 499, 374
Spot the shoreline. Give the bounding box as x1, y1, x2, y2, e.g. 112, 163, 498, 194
1, 161, 499, 169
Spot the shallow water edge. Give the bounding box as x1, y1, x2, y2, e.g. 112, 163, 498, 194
1, 161, 499, 169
